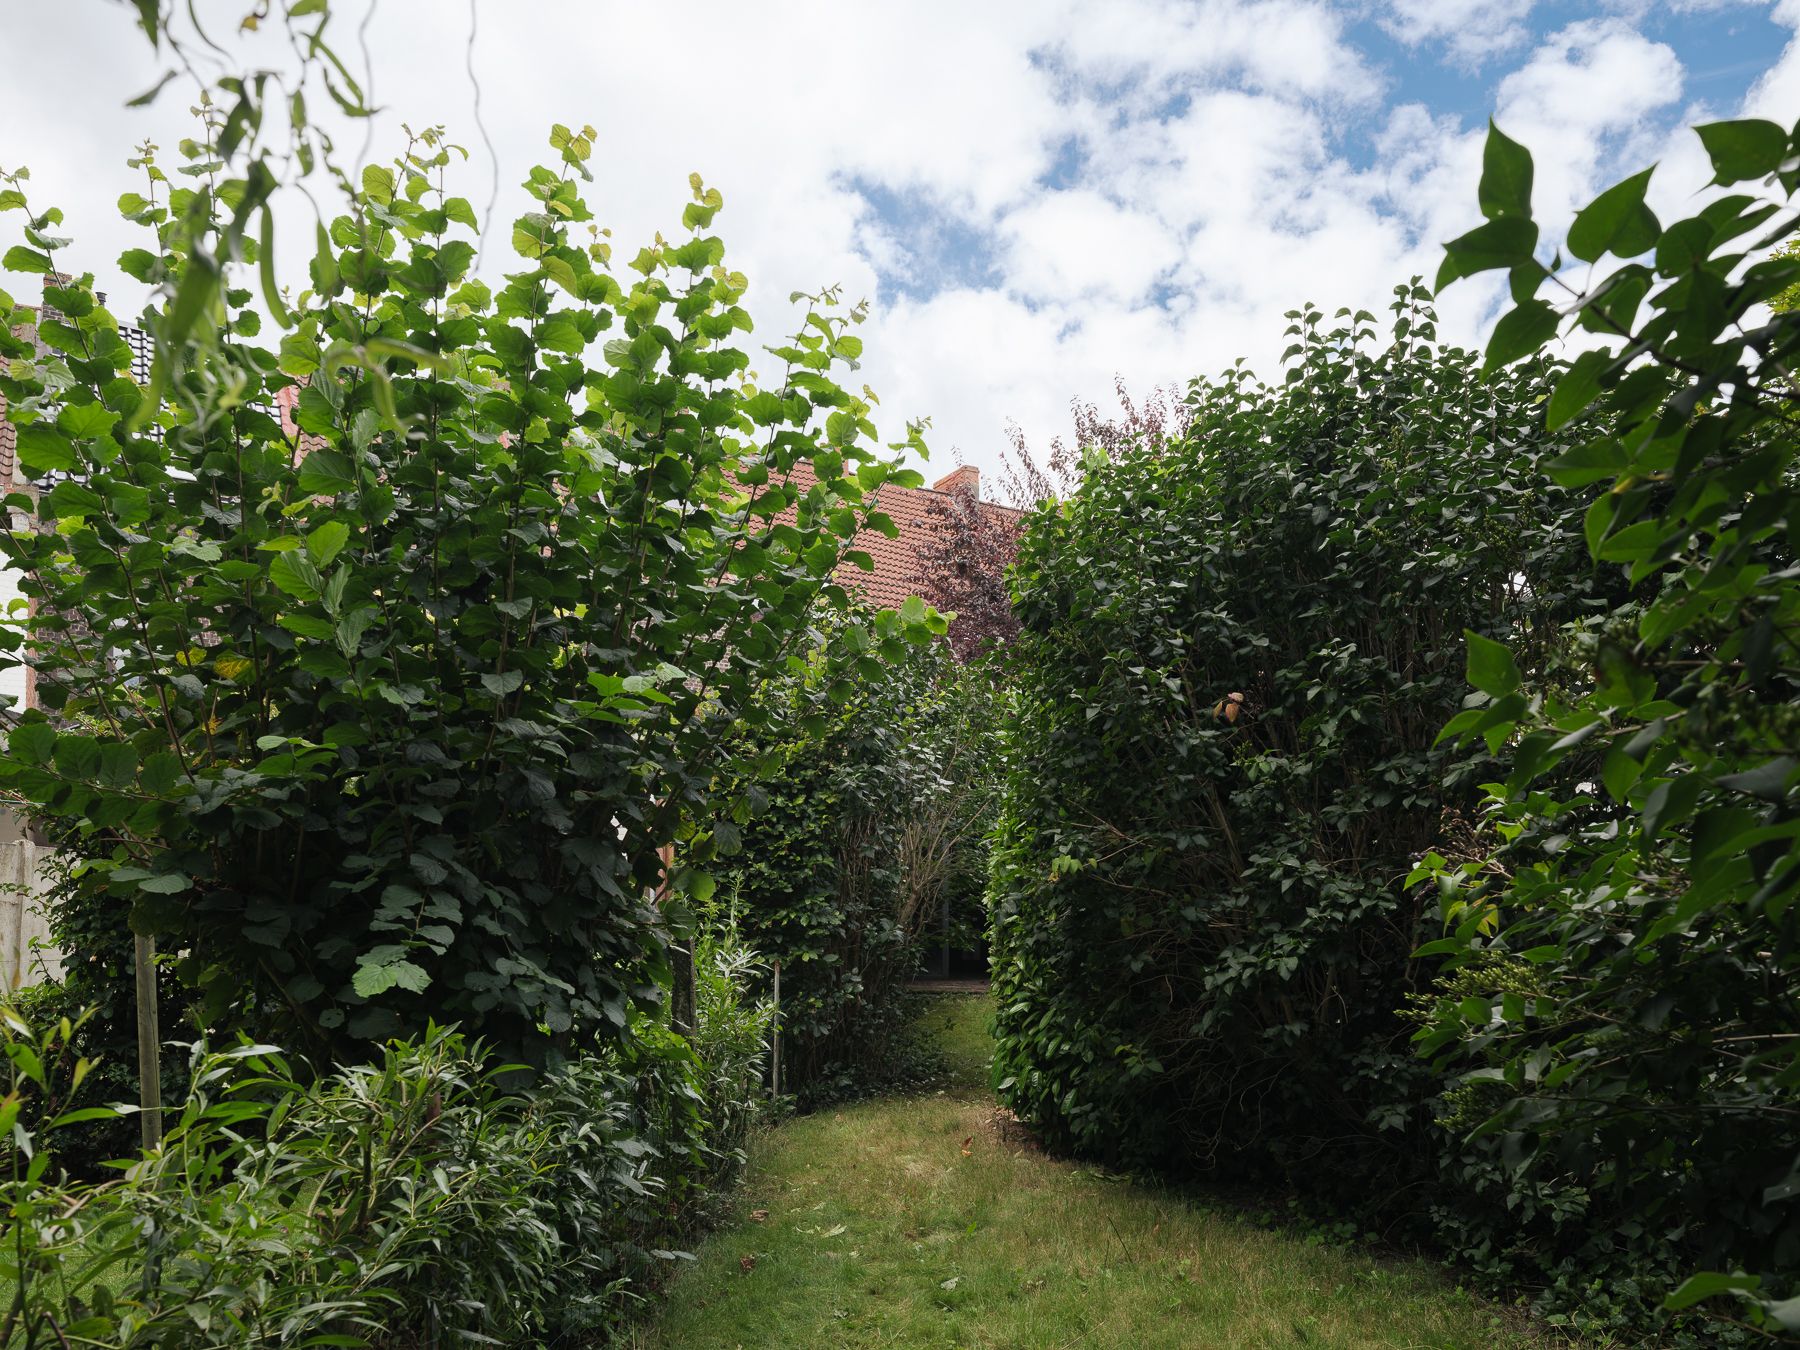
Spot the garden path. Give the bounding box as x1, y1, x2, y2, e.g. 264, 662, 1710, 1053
633, 995, 1539, 1349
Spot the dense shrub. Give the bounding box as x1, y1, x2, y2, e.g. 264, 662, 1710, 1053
1411, 122, 1800, 1336
719, 613, 1002, 1101
0, 125, 936, 1065
1, 937, 769, 1347
989, 289, 1603, 1198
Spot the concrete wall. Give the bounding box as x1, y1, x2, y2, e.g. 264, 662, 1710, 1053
0, 554, 26, 715
0, 837, 61, 989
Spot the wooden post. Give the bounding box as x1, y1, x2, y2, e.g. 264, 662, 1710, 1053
133, 932, 162, 1152
770, 957, 781, 1099
671, 939, 696, 1037
654, 840, 699, 1038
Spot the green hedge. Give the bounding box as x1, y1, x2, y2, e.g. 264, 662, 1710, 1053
993, 115, 1800, 1333
989, 288, 1631, 1308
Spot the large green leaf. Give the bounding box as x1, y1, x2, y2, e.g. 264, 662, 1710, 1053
269, 550, 324, 601
1546, 349, 1614, 431
1478, 121, 1534, 221
305, 520, 350, 567
14, 424, 76, 473
1664, 1271, 1762, 1312
1566, 168, 1658, 262
2, 245, 52, 274
1465, 631, 1522, 698
1483, 298, 1559, 371
9, 721, 55, 767
1436, 217, 1539, 291
297, 450, 356, 495
1695, 118, 1788, 185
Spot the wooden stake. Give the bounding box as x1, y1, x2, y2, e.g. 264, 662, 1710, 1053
133, 932, 162, 1152
770, 957, 781, 1099
671, 938, 696, 1037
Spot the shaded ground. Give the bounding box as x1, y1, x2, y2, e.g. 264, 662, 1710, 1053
633, 995, 1549, 1349
906, 976, 991, 995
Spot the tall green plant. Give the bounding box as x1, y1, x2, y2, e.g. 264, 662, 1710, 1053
0, 121, 940, 1063
0, 989, 770, 1347
988, 290, 1601, 1196
1416, 119, 1800, 1332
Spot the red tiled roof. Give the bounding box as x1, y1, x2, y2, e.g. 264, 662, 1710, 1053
772, 461, 1020, 612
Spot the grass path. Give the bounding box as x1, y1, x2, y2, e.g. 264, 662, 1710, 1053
633, 994, 1543, 1349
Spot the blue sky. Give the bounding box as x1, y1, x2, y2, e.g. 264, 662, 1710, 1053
1351, 3, 1786, 127
3, 1, 1796, 491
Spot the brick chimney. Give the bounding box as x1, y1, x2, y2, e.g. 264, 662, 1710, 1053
932, 465, 980, 499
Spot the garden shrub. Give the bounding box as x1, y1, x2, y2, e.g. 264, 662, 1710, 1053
0, 935, 770, 1347
0, 122, 936, 1066
1411, 121, 1800, 1337
719, 612, 1003, 1102
988, 288, 1604, 1204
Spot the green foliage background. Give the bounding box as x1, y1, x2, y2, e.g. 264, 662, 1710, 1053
990, 117, 1800, 1341
719, 614, 1002, 1102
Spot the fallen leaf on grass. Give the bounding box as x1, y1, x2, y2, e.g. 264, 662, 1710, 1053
750, 1209, 768, 1223
739, 1255, 757, 1273
941, 1276, 961, 1290
821, 1223, 847, 1237
961, 1135, 973, 1156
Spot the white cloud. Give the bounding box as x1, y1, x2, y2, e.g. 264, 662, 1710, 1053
1000, 190, 1178, 303
0, 0, 1782, 498
1382, 0, 1538, 69
1050, 0, 1383, 105
1494, 19, 1686, 222
1742, 0, 1800, 120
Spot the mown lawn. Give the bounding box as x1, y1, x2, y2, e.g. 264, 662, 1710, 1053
633, 994, 1550, 1349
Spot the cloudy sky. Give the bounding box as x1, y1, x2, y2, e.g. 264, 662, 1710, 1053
1, 1, 1795, 496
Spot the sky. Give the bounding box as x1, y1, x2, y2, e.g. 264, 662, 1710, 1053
1, 0, 1796, 499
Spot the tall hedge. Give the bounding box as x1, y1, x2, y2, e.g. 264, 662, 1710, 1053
989, 289, 1603, 1199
